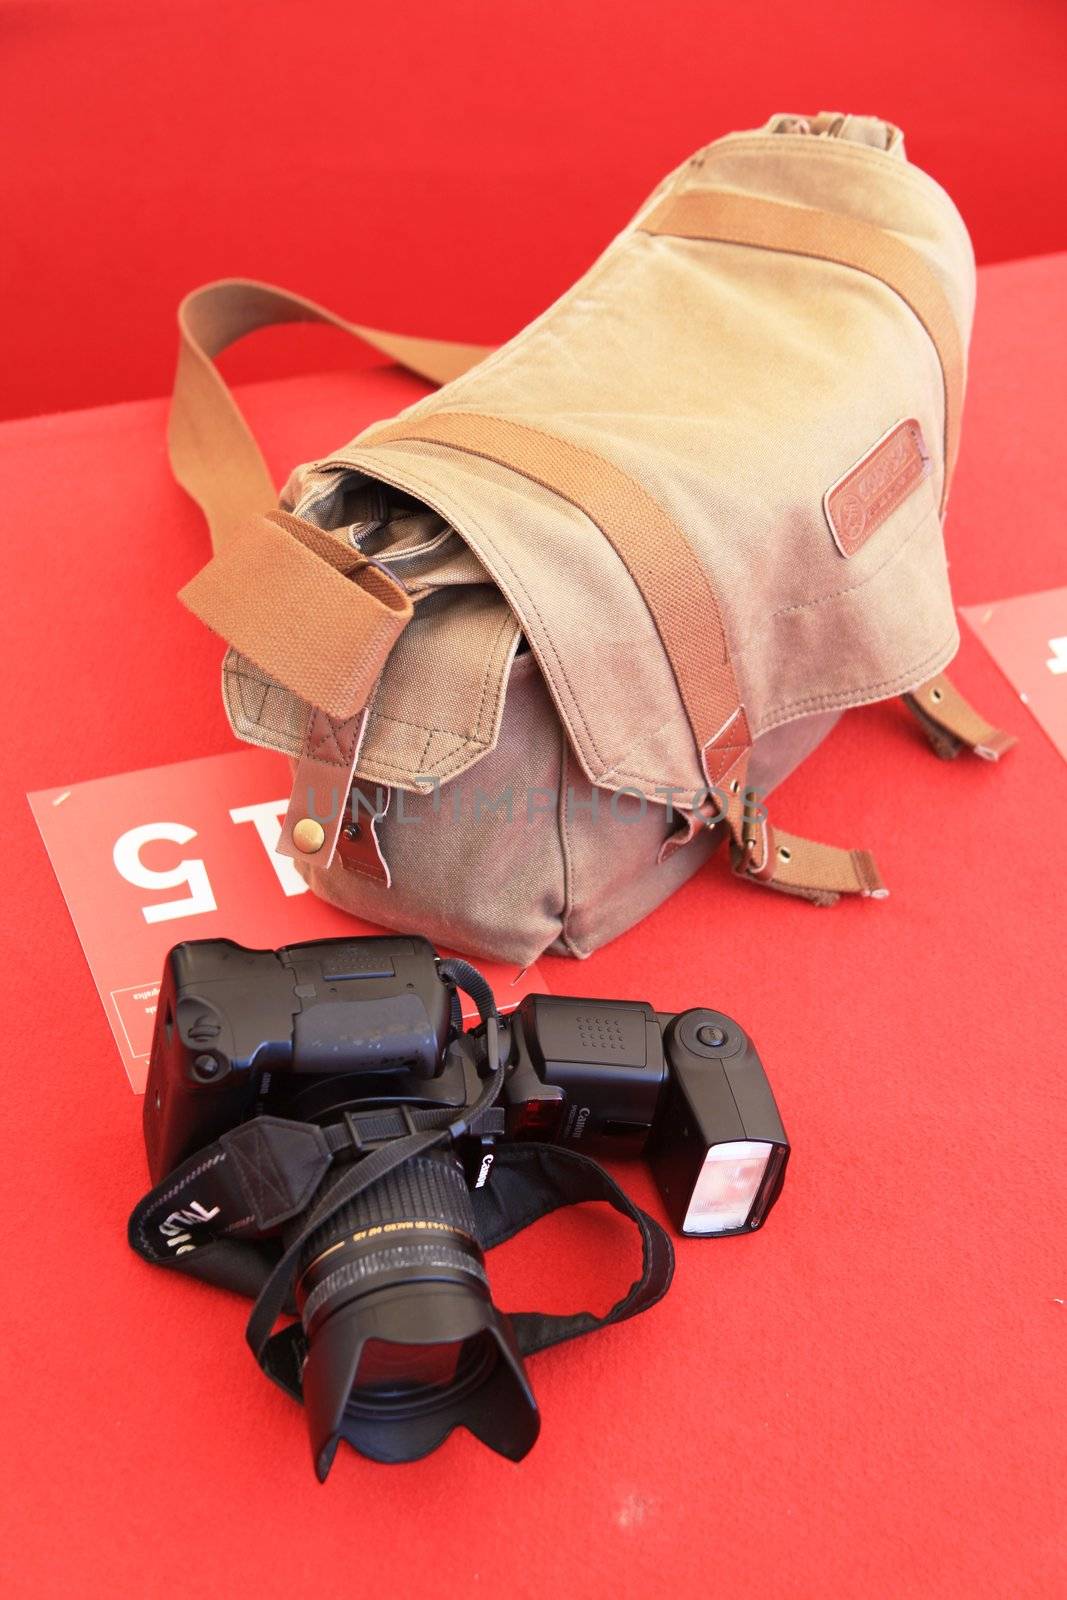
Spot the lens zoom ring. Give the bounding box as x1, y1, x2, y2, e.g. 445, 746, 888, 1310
301, 1241, 488, 1329
303, 1153, 477, 1265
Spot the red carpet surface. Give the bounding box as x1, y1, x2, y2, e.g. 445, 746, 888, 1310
0, 254, 1064, 1597
3, 0, 1067, 422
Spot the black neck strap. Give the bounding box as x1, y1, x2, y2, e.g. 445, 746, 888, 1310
128, 1116, 675, 1404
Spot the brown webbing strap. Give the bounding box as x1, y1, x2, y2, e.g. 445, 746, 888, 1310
640, 191, 965, 506
180, 509, 412, 720
364, 411, 750, 786
902, 672, 1016, 761
731, 808, 886, 904
761, 832, 886, 901
169, 279, 493, 550
363, 411, 881, 902
168, 281, 488, 716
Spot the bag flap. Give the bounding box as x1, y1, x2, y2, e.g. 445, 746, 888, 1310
228, 113, 975, 802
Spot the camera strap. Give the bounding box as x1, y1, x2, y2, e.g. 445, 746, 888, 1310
469, 1141, 676, 1356
258, 1139, 675, 1404
128, 1118, 675, 1399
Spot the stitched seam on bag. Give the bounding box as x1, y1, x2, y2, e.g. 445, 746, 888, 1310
361, 741, 485, 778
308, 715, 356, 766
223, 660, 303, 755
363, 614, 515, 746
474, 608, 518, 743
361, 748, 478, 778
360, 739, 484, 783
558, 736, 576, 941
362, 736, 473, 781
737, 487, 940, 657
422, 733, 479, 778
759, 629, 958, 725
235, 669, 271, 727
366, 709, 479, 737
556, 730, 586, 956
226, 665, 292, 746
363, 607, 515, 768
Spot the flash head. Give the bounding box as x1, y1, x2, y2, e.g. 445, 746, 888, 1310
647, 1009, 789, 1237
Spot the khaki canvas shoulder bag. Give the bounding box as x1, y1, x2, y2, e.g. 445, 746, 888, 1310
166, 111, 1013, 964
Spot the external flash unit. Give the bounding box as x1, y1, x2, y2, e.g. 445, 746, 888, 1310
507, 996, 790, 1237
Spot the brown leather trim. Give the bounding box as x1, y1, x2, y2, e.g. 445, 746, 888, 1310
278, 707, 372, 869
824, 419, 930, 557
640, 190, 965, 507
337, 783, 392, 884
731, 817, 888, 904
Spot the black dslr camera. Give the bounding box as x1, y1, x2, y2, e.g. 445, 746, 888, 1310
136, 936, 788, 1478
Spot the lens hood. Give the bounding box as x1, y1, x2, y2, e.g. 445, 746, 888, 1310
302, 1280, 540, 1478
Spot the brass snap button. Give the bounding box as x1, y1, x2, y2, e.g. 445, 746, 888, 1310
292, 818, 326, 854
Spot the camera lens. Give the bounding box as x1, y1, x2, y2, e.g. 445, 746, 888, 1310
295, 1151, 539, 1477
354, 1337, 484, 1400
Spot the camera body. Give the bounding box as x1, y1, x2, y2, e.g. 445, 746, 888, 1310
145, 936, 789, 1239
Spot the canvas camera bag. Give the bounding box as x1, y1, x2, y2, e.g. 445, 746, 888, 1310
167, 111, 1013, 965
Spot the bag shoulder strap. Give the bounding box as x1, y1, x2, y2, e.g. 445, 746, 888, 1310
167, 281, 491, 727
169, 278, 492, 550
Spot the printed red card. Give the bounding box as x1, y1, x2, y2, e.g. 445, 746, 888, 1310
28, 748, 546, 1091
960, 585, 1067, 763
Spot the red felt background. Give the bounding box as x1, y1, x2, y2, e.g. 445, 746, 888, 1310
3, 0, 1067, 421
4, 1, 1067, 1590
1, 249, 1065, 1594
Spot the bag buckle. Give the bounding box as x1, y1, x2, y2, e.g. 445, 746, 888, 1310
731, 805, 776, 883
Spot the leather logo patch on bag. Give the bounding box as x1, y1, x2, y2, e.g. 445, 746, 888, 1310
824, 419, 930, 557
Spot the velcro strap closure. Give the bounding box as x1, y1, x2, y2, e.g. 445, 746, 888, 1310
178, 509, 413, 719
902, 672, 1016, 761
